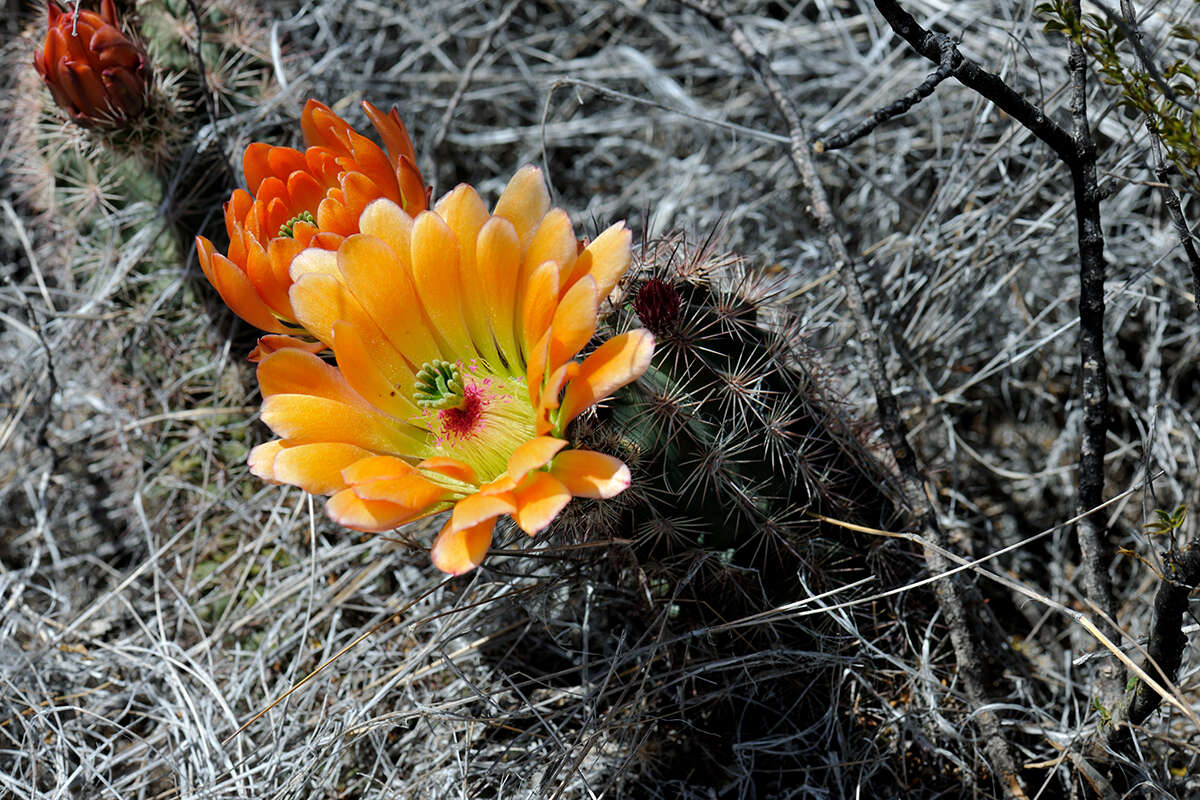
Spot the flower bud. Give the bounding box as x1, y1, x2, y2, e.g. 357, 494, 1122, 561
33, 0, 149, 128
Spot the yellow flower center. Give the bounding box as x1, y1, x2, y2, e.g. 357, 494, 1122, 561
415, 361, 536, 481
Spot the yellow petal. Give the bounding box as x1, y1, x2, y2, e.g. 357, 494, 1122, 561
271, 442, 376, 494
326, 489, 420, 532
341, 454, 415, 484
550, 449, 631, 499
548, 275, 598, 374
557, 329, 655, 430
430, 517, 495, 575
358, 198, 414, 264
288, 272, 359, 346
492, 165, 550, 251
451, 491, 517, 532
507, 436, 568, 483
289, 247, 340, 281
261, 394, 430, 455
511, 472, 571, 535
336, 234, 440, 369
257, 347, 363, 405
525, 208, 577, 284
475, 216, 523, 370
564, 221, 631, 299
410, 211, 474, 361
331, 320, 420, 420
247, 441, 285, 483
436, 185, 499, 365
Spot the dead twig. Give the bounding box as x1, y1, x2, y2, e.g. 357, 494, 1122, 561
814, 32, 957, 152
1066, 0, 1121, 715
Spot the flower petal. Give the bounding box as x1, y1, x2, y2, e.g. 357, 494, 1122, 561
525, 208, 578, 284
331, 320, 420, 419
247, 440, 285, 483
257, 347, 361, 404
550, 450, 631, 499
261, 394, 430, 455
475, 216, 523, 370
492, 165, 550, 251
564, 221, 631, 299
451, 491, 517, 532
521, 260, 559, 360
557, 329, 655, 430
548, 275, 598, 374
336, 231, 440, 369
511, 472, 571, 535
271, 442, 376, 494
507, 436, 568, 483
326, 489, 420, 532
411, 211, 474, 361
436, 185, 500, 365
431, 518, 495, 575
418, 457, 479, 488
205, 250, 289, 333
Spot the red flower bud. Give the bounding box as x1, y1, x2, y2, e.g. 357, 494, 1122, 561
32, 0, 149, 128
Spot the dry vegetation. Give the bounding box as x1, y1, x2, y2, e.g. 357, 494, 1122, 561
3, 0, 1200, 797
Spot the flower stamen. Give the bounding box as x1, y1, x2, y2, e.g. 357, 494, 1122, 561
414, 360, 467, 410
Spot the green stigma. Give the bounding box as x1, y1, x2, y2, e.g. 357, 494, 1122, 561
413, 360, 466, 410
278, 210, 316, 238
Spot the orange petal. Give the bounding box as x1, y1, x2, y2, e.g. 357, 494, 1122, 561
525, 208, 578, 284
270, 442, 376, 494
257, 347, 361, 404
261, 394, 430, 455
331, 320, 419, 419
206, 251, 290, 333
451, 491, 517, 532
557, 329, 655, 430
550, 450, 631, 499
363, 101, 417, 169
431, 517, 495, 575
247, 335, 324, 363
548, 275, 598, 373
335, 231, 439, 368
435, 185, 499, 365
342, 454, 415, 484
511, 472, 571, 535
475, 216, 523, 369
418, 457, 479, 487
289, 272, 392, 350
493, 165, 550, 251
410, 211, 474, 361
507, 436, 567, 483
247, 441, 285, 483
353, 472, 449, 510
563, 221, 631, 298
326, 489, 421, 532
521, 260, 559, 360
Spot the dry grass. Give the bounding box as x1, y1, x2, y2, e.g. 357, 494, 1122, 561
4, 0, 1200, 797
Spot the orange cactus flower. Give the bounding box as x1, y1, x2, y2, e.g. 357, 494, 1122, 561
195, 100, 430, 335
33, 0, 149, 127
247, 166, 654, 574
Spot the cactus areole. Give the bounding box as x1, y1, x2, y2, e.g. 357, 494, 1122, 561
33, 0, 149, 128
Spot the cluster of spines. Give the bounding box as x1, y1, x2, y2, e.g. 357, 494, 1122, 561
567, 232, 894, 590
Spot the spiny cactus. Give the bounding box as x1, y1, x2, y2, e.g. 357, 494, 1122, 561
567, 233, 898, 596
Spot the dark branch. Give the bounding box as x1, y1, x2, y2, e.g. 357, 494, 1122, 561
1127, 546, 1200, 725
872, 0, 1077, 165
815, 33, 957, 152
